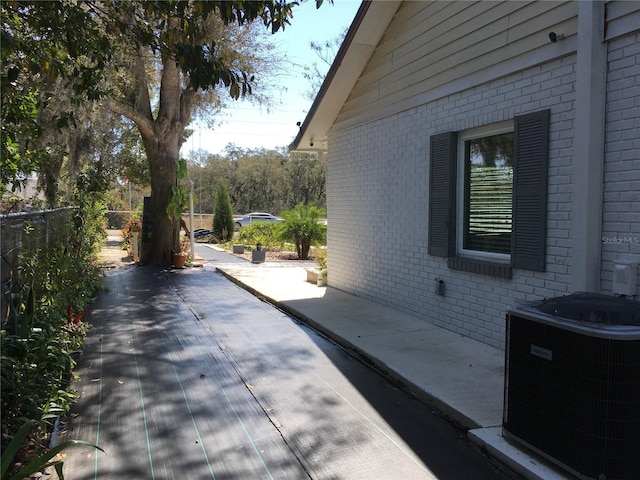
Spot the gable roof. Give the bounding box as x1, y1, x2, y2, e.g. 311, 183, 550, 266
290, 0, 401, 152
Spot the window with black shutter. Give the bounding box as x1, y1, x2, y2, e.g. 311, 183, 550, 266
428, 109, 549, 276
428, 132, 457, 258
511, 110, 549, 272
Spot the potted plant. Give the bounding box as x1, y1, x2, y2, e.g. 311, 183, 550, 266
172, 236, 190, 268
306, 251, 327, 286
121, 217, 142, 259
251, 241, 266, 264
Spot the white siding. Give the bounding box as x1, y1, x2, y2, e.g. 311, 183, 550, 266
605, 1, 640, 41
333, 1, 578, 135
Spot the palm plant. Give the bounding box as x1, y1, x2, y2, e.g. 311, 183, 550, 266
278, 203, 326, 260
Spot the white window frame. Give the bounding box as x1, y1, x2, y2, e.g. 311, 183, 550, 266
456, 121, 513, 262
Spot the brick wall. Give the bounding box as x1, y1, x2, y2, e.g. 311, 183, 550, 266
328, 56, 577, 349
602, 32, 640, 296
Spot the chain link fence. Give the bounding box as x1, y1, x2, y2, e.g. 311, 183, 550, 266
1, 207, 75, 316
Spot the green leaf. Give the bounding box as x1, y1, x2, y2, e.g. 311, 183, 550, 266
7, 439, 104, 480
1, 419, 36, 477
176, 158, 188, 181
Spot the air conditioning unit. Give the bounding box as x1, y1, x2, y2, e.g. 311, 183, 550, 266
503, 292, 640, 480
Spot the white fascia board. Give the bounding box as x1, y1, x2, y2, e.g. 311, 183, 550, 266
292, 0, 402, 151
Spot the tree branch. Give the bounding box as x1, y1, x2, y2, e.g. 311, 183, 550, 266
109, 99, 154, 139
109, 46, 155, 138
180, 88, 197, 126
130, 48, 154, 121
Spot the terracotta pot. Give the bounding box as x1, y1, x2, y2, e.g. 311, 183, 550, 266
172, 253, 187, 268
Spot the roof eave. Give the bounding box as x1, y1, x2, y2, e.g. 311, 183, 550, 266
289, 0, 401, 152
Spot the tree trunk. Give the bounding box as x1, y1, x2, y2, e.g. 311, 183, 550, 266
140, 128, 182, 265
301, 242, 311, 260
113, 48, 193, 266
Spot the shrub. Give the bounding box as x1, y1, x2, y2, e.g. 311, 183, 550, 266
235, 222, 281, 250
279, 203, 326, 260
1, 296, 85, 434
213, 181, 235, 241
1, 197, 105, 472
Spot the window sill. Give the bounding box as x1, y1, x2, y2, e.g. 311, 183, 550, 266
447, 256, 512, 279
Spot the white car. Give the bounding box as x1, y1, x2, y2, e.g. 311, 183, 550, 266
235, 212, 284, 228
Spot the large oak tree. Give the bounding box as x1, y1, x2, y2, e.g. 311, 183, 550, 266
100, 1, 316, 264
2, 0, 325, 264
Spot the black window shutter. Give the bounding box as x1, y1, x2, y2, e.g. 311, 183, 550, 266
429, 132, 457, 257
512, 109, 550, 271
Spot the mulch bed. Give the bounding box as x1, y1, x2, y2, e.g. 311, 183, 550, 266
232, 249, 315, 262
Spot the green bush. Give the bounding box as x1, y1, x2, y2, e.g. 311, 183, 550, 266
279, 203, 326, 259
1, 302, 86, 434
1, 198, 105, 472
235, 222, 281, 250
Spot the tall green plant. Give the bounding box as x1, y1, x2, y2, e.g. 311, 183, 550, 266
279, 203, 326, 260
0, 323, 80, 436
213, 181, 235, 241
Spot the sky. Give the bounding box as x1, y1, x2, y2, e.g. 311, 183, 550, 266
180, 0, 362, 157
